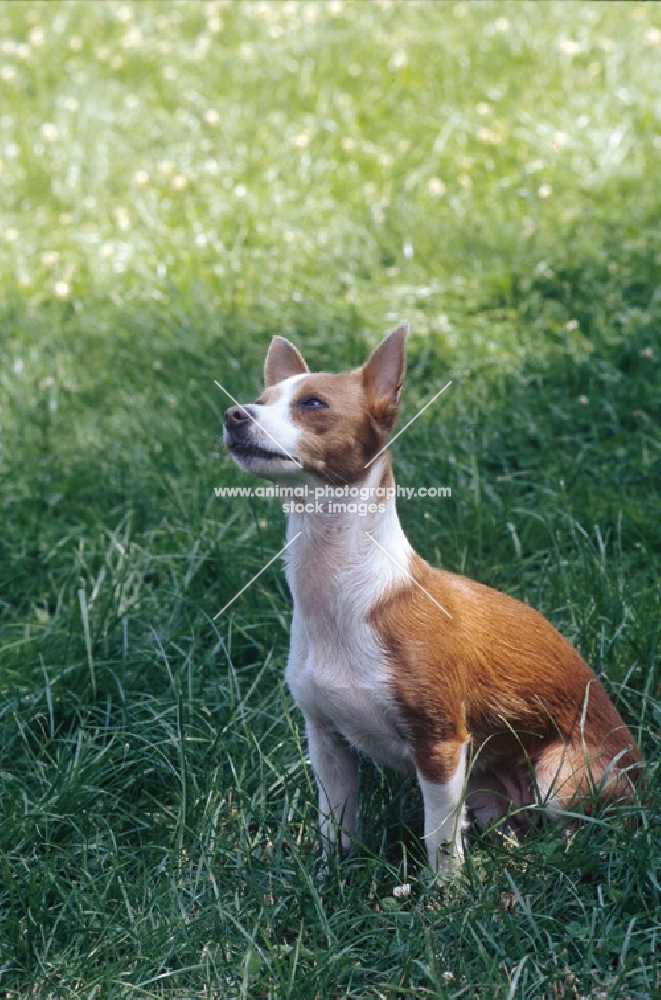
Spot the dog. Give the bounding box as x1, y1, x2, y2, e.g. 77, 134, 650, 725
223, 323, 643, 876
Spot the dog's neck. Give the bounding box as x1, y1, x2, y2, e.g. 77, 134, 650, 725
283, 454, 413, 631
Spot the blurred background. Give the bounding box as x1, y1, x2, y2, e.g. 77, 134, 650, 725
2, 1, 660, 337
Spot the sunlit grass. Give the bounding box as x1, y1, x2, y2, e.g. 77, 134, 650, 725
0, 1, 659, 997
1, 0, 660, 337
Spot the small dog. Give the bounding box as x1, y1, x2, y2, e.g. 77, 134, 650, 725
223, 323, 643, 875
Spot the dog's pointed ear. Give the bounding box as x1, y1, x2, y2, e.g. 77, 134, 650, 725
264, 336, 309, 387
362, 322, 409, 430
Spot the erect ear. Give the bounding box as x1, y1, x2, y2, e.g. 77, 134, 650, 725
362, 322, 409, 429
264, 335, 309, 387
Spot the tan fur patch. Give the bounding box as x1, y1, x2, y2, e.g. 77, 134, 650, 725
371, 554, 643, 812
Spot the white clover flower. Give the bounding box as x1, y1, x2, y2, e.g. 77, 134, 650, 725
388, 50, 407, 71
560, 39, 581, 56
477, 127, 502, 146
428, 177, 446, 196
123, 27, 143, 48
115, 207, 131, 230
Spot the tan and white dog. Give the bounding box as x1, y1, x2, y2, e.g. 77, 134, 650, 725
223, 323, 642, 875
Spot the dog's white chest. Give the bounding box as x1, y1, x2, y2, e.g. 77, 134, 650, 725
283, 494, 416, 773
286, 613, 414, 775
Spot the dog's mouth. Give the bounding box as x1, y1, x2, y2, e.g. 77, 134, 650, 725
228, 441, 299, 464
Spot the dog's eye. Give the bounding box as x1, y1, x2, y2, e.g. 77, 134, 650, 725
298, 395, 329, 409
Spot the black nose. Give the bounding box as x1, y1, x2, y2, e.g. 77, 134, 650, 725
224, 405, 252, 430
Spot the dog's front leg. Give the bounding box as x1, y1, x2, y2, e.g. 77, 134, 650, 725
306, 718, 359, 857
417, 740, 468, 876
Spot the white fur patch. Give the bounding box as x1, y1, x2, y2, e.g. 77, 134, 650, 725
285, 457, 414, 776
418, 743, 468, 873
252, 373, 306, 457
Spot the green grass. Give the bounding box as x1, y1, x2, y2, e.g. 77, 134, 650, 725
0, 1, 659, 996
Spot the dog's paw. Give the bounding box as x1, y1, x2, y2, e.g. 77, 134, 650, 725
430, 841, 465, 882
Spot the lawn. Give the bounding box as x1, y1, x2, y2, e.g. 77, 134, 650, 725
0, 1, 659, 996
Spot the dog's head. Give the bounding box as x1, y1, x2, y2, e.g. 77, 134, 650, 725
223, 323, 409, 486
